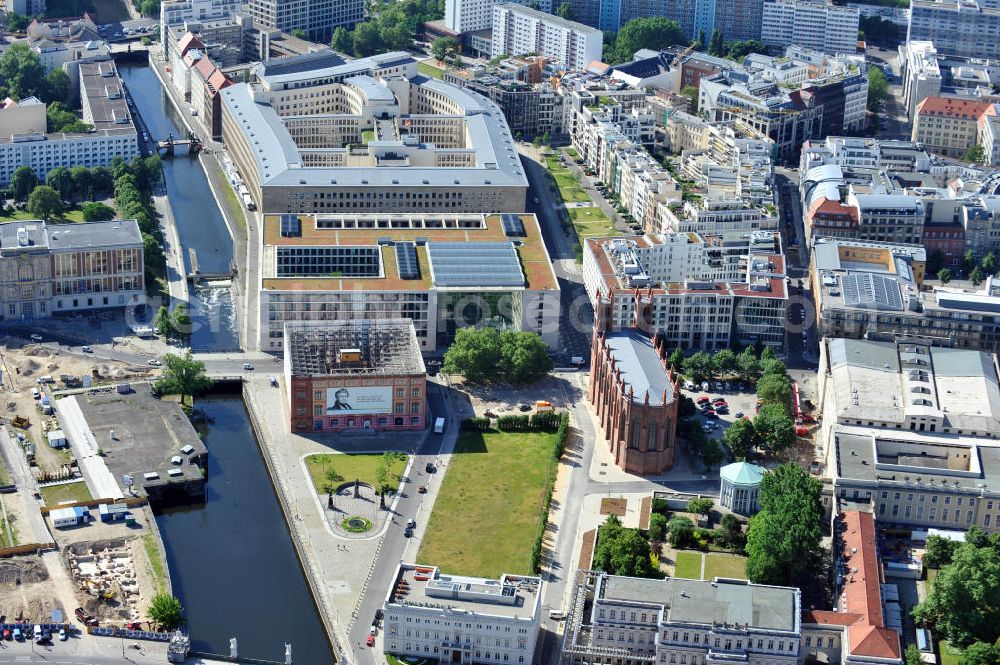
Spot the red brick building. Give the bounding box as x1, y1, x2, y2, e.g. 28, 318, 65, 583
284, 319, 427, 433
588, 322, 679, 476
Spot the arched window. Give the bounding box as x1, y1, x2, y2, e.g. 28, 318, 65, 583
647, 422, 658, 451
630, 418, 641, 448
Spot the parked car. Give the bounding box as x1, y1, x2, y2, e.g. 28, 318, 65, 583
696, 396, 711, 404
417, 485, 427, 494
407, 518, 416, 529
147, 358, 162, 366
243, 363, 254, 370
13, 628, 22, 641
704, 411, 719, 419
701, 424, 715, 432
81, 346, 93, 353
404, 527, 413, 538
735, 411, 744, 419
366, 635, 375, 647
369, 626, 377, 636
425, 462, 435, 473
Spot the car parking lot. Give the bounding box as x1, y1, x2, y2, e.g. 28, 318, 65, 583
679, 382, 762, 458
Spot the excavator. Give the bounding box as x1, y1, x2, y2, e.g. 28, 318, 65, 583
79, 579, 115, 601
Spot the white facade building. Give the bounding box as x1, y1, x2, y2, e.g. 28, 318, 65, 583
160, 0, 244, 52
761, 0, 859, 55
0, 60, 138, 186
490, 4, 602, 71
383, 564, 541, 665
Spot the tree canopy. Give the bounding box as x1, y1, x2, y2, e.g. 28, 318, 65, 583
328, 0, 442, 58
593, 515, 657, 578
607, 18, 685, 65
147, 594, 184, 629
27, 185, 63, 220
745, 464, 823, 586
723, 418, 756, 460
443, 327, 552, 383
0, 44, 46, 100
81, 201, 115, 222
752, 403, 795, 453
11, 166, 37, 202
912, 539, 1000, 647
756, 373, 791, 409
153, 351, 212, 403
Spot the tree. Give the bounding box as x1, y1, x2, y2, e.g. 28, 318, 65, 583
964, 144, 989, 165
745, 464, 823, 586
912, 541, 1000, 646
927, 249, 946, 274
290, 28, 307, 39
170, 303, 192, 336
497, 330, 553, 383
555, 1, 573, 18
45, 166, 73, 201
971, 265, 985, 286
699, 436, 724, 471
10, 166, 37, 202
667, 515, 694, 548
982, 252, 998, 275
964, 249, 978, 275
81, 201, 115, 222
924, 535, 959, 569
678, 394, 696, 418
756, 374, 791, 408
708, 28, 725, 57
153, 305, 172, 338
147, 593, 184, 629
759, 358, 786, 377
753, 403, 795, 453
610, 17, 685, 64
760, 346, 776, 362
720, 513, 744, 550
431, 36, 459, 62
680, 85, 699, 114
726, 40, 766, 61
443, 327, 551, 384
867, 67, 888, 113
648, 512, 667, 542
0, 43, 45, 99
686, 497, 713, 516
723, 417, 756, 460
712, 349, 737, 377
47, 102, 92, 134
938, 268, 953, 284
593, 515, 656, 578
962, 643, 997, 665
44, 69, 71, 104
153, 351, 212, 404
6, 12, 29, 31
858, 15, 900, 44
139, 0, 161, 16
737, 347, 760, 383
27, 185, 63, 220
331, 26, 352, 53
683, 351, 714, 383
903, 645, 922, 665
669, 347, 685, 372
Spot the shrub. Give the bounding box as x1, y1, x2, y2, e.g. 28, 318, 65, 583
460, 417, 491, 431
651, 498, 670, 516
530, 411, 561, 432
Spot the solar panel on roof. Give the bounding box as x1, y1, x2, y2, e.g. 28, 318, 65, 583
427, 242, 525, 287
395, 242, 419, 280
842, 273, 903, 311
500, 214, 525, 237
279, 214, 301, 238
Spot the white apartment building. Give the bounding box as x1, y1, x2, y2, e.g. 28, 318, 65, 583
908, 0, 1000, 60
160, 0, 244, 53
447, 0, 493, 33
490, 4, 602, 71
0, 97, 46, 137
761, 0, 859, 55
562, 573, 802, 665
32, 40, 110, 75
0, 60, 138, 186
383, 564, 541, 665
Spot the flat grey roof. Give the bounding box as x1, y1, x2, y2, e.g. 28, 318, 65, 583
0, 219, 141, 251
604, 331, 674, 406
427, 241, 524, 288
600, 576, 799, 633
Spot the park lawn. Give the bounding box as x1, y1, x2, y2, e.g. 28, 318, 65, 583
417, 430, 558, 578
304, 453, 407, 495
674, 551, 702, 579
939, 641, 962, 665
40, 481, 93, 506
703, 553, 747, 580
544, 155, 592, 204
569, 207, 618, 239
418, 62, 445, 79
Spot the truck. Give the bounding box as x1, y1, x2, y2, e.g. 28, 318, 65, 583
433, 417, 445, 434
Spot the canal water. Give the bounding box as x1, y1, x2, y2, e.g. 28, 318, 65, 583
153, 396, 334, 665
118, 62, 335, 664
118, 62, 239, 352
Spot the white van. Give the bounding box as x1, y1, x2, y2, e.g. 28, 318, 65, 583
434, 417, 445, 434
37, 375, 54, 384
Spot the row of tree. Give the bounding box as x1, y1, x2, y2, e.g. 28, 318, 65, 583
702, 28, 767, 63
936, 250, 1000, 285
442, 327, 552, 384
153, 303, 193, 339
330, 0, 443, 58
671, 344, 785, 386
721, 403, 795, 459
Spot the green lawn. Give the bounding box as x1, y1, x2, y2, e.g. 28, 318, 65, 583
417, 430, 558, 577
939, 641, 962, 665
304, 453, 408, 495
544, 155, 592, 203
143, 535, 167, 594
704, 553, 747, 580
418, 61, 445, 79
361, 129, 375, 144
40, 481, 93, 506
568, 207, 618, 239
674, 551, 702, 579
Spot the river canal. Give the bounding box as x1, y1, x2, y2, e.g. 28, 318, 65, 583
118, 61, 335, 664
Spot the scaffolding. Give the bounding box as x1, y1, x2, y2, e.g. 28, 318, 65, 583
285, 318, 426, 376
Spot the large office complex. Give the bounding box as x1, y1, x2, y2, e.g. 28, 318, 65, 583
242, 0, 362, 41
817, 338, 1000, 532
221, 51, 528, 214
490, 4, 602, 72
283, 319, 426, 433
907, 0, 1000, 60
256, 212, 560, 352
761, 0, 859, 55
383, 563, 542, 665
0, 220, 145, 320
561, 572, 802, 665
584, 235, 789, 351
0, 60, 139, 186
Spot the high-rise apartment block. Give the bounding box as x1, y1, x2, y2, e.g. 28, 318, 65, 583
907, 0, 1000, 60
490, 4, 602, 71
761, 0, 860, 55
